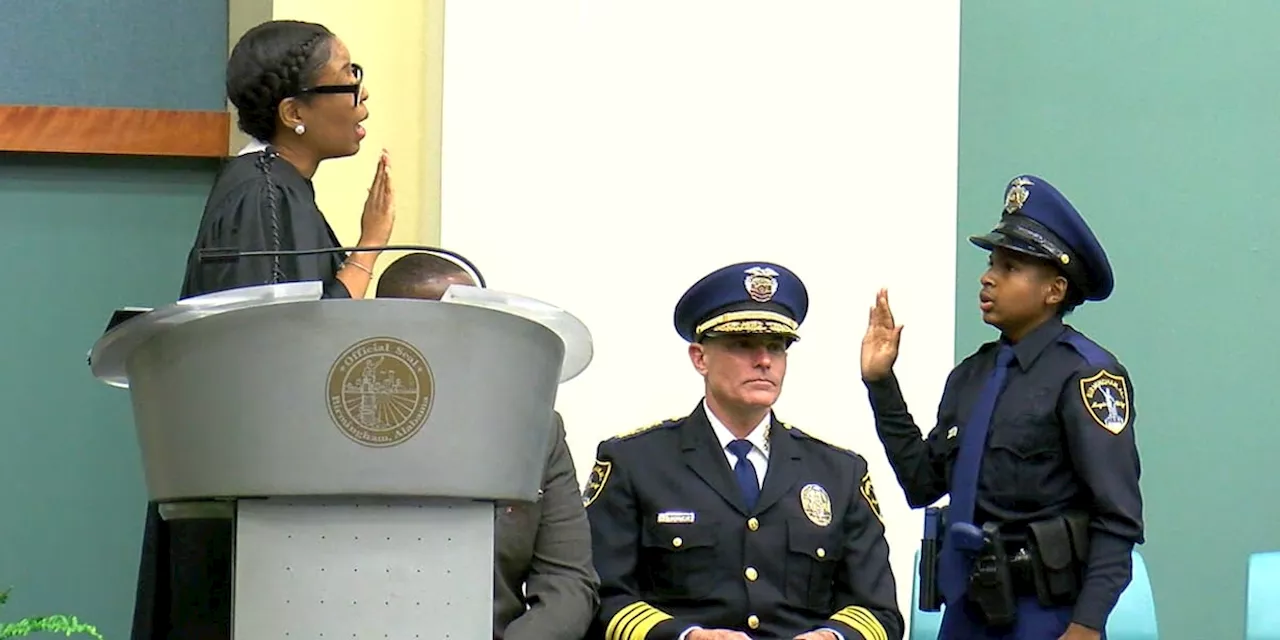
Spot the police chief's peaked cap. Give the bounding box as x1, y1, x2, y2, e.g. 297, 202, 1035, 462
674, 261, 809, 343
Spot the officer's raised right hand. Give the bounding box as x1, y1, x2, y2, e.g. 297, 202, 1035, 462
688, 628, 752, 639
861, 288, 903, 381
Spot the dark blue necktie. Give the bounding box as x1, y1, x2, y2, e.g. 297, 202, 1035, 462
726, 439, 760, 510
939, 344, 1015, 604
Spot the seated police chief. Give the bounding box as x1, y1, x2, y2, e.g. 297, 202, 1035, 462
376, 252, 600, 640
133, 20, 395, 640
582, 262, 903, 640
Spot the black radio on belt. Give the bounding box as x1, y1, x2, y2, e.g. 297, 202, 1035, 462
966, 522, 1017, 627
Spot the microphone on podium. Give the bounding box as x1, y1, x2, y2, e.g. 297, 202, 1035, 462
93, 245, 486, 350
196, 244, 488, 288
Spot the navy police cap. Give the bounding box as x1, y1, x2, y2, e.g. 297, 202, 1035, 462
969, 174, 1114, 302
674, 262, 809, 343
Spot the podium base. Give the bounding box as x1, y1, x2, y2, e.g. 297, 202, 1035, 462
232, 498, 495, 639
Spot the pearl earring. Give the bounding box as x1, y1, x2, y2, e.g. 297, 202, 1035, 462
294, 123, 306, 135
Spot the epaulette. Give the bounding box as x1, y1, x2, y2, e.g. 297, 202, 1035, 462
783, 423, 863, 459
610, 415, 686, 441
1059, 330, 1118, 369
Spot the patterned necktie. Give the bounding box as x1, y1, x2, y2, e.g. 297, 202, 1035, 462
939, 344, 1015, 604
726, 439, 760, 511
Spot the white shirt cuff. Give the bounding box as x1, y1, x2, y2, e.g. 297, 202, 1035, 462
677, 626, 702, 640
819, 627, 846, 640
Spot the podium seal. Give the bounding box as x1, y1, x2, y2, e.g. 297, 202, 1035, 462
327, 336, 435, 447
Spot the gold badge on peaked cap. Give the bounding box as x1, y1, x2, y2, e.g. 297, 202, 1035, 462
800, 483, 833, 527
327, 336, 435, 448
744, 266, 780, 303
1004, 176, 1034, 214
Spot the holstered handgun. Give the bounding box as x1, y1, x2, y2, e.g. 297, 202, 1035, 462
918, 507, 942, 612
966, 522, 1017, 627
1026, 511, 1090, 606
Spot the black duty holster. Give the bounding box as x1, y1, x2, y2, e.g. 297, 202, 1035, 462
966, 522, 1017, 627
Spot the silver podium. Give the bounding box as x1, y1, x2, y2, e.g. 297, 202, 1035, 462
88, 281, 593, 639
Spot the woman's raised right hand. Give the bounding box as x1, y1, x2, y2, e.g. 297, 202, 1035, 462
359, 149, 395, 247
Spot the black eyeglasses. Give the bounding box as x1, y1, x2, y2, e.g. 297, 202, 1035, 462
297, 63, 364, 107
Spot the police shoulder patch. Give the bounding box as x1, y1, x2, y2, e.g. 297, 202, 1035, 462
581, 459, 613, 508
1079, 369, 1131, 435
859, 471, 884, 524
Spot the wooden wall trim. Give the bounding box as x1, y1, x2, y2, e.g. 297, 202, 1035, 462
0, 105, 230, 158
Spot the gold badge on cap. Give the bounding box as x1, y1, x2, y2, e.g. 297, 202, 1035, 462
799, 483, 833, 527
1004, 177, 1034, 214
744, 266, 780, 303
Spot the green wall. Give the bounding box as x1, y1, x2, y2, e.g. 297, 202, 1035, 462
957, 2, 1280, 638
0, 2, 228, 637
0, 0, 227, 109
0, 154, 217, 637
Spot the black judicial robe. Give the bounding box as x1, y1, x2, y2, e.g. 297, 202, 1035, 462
131, 149, 351, 640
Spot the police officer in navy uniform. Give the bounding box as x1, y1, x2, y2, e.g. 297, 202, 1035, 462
584, 262, 903, 640
859, 176, 1144, 640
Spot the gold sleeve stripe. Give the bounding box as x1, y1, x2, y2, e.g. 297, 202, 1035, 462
830, 605, 888, 640
606, 601, 674, 640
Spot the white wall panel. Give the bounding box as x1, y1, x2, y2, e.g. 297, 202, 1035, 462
440, 1, 961, 620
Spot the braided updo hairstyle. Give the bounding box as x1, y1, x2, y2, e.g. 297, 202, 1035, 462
227, 20, 334, 142
225, 21, 336, 284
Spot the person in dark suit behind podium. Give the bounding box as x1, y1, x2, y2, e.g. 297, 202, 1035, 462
376, 252, 600, 640
131, 20, 397, 640
582, 262, 903, 640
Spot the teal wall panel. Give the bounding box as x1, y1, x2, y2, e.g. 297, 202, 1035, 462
0, 0, 229, 633
0, 155, 218, 636
0, 0, 227, 110
957, 2, 1280, 638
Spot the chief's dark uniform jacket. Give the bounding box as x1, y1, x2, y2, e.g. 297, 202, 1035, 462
865, 317, 1144, 631
583, 403, 903, 640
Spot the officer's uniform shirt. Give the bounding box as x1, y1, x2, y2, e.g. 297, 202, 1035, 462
705, 400, 769, 488
583, 404, 903, 640
866, 317, 1143, 630
862, 174, 1144, 633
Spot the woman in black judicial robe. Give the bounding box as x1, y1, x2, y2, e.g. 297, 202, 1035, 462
130, 20, 395, 640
